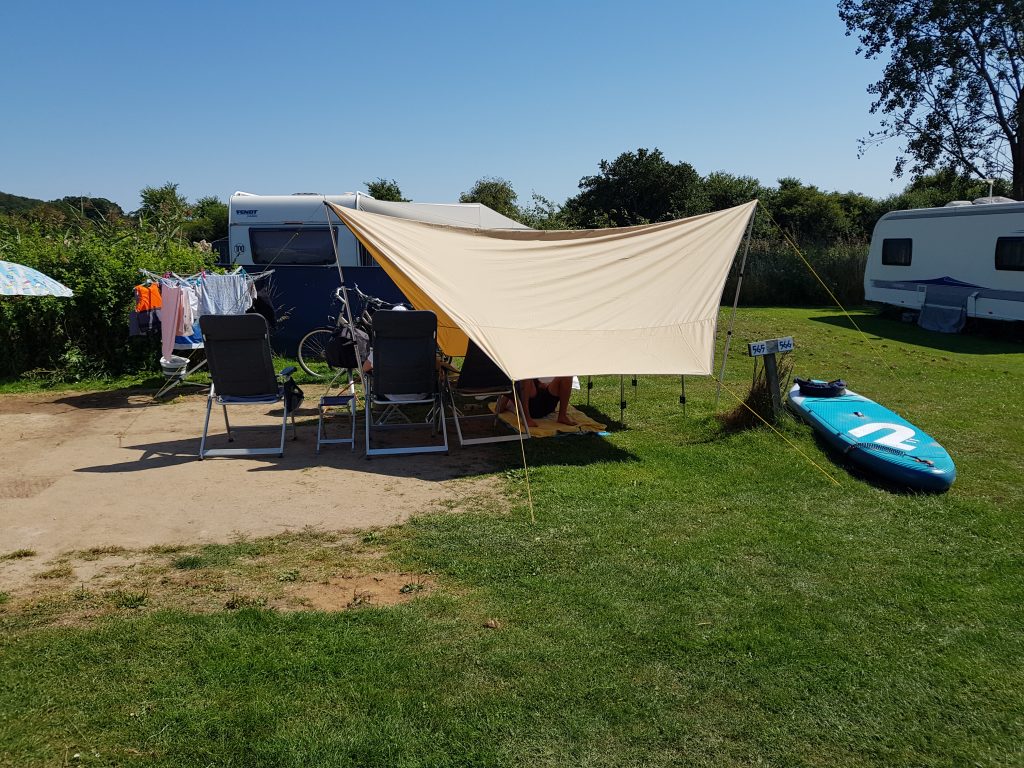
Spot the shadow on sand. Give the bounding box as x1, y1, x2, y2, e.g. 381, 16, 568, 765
74, 401, 636, 478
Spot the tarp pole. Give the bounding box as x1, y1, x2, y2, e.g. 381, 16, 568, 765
714, 206, 758, 409
680, 375, 686, 417
324, 202, 363, 376
619, 375, 626, 424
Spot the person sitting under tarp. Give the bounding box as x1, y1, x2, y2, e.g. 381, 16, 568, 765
497, 377, 576, 428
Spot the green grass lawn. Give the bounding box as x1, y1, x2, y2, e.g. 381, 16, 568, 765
2, 307, 1022, 767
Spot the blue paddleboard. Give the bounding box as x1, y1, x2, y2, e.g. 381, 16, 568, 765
788, 381, 956, 492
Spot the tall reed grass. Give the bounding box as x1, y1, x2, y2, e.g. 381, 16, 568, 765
723, 239, 868, 308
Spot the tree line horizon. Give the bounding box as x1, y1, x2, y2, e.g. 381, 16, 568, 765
0, 145, 1015, 248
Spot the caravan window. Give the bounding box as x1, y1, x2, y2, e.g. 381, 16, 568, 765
881, 238, 913, 266
995, 237, 1024, 271
250, 227, 335, 265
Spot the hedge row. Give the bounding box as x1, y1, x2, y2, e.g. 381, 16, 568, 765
0, 219, 214, 380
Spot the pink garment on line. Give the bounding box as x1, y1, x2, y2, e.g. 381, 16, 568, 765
159, 285, 185, 360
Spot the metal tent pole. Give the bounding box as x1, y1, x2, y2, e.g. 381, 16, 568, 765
324, 202, 362, 374
714, 206, 757, 410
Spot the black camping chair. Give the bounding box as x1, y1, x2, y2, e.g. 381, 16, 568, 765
364, 309, 448, 457
316, 324, 367, 454
198, 314, 299, 459
446, 340, 530, 447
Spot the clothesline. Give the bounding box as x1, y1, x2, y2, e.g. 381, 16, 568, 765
137, 266, 274, 284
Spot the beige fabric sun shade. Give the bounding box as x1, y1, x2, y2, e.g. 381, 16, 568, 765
326, 200, 757, 381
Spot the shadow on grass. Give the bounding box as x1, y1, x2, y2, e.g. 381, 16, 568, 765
810, 312, 1024, 354
801, 429, 951, 496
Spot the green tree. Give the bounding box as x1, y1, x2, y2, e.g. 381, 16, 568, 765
766, 178, 853, 245
702, 171, 763, 212
134, 182, 190, 243
562, 148, 706, 228
187, 196, 228, 242
56, 196, 125, 224
517, 193, 569, 230
889, 168, 1013, 210
365, 178, 409, 202
460, 177, 522, 221
839, 0, 1024, 198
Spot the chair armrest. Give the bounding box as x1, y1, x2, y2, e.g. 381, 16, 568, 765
278, 365, 297, 379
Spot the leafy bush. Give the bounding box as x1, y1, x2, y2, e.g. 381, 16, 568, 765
0, 215, 214, 380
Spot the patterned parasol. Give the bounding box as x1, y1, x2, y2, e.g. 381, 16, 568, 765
0, 260, 74, 297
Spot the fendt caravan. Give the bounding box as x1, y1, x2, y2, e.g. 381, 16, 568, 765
224, 192, 528, 352
864, 197, 1024, 331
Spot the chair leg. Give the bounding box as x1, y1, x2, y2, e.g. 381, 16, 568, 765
438, 393, 449, 454
278, 406, 288, 457
350, 398, 356, 452
449, 386, 465, 448
364, 396, 373, 457
223, 404, 233, 442
199, 392, 215, 460
316, 402, 324, 455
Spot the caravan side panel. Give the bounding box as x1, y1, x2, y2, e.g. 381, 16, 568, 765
864, 203, 1024, 322
227, 194, 383, 354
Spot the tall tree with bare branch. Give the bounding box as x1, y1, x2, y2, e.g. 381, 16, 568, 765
839, 0, 1024, 198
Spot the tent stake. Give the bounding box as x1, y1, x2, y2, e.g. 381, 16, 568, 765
586, 375, 592, 406
619, 375, 626, 424
679, 375, 687, 417
715, 205, 758, 410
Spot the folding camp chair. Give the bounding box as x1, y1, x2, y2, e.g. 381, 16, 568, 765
317, 375, 357, 453
446, 340, 530, 447
364, 309, 448, 457
198, 314, 298, 459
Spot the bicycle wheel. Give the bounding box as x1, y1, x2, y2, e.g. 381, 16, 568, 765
297, 328, 337, 378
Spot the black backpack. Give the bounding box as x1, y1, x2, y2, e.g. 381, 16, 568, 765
325, 324, 370, 370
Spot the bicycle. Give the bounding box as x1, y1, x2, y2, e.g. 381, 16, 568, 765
297, 285, 407, 378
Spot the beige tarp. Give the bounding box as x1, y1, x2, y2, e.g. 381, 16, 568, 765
356, 197, 531, 229
326, 200, 757, 381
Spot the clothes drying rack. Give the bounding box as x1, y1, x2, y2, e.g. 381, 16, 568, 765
143, 268, 273, 399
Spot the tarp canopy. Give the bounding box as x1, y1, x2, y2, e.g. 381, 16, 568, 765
356, 197, 531, 229
326, 200, 757, 381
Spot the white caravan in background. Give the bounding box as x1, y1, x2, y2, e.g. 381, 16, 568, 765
864, 198, 1024, 329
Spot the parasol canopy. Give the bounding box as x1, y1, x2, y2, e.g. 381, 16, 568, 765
0, 260, 74, 297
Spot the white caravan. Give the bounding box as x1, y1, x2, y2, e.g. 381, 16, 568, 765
864, 198, 1024, 329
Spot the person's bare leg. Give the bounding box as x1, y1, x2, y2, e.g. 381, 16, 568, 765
518, 379, 539, 427
549, 376, 575, 425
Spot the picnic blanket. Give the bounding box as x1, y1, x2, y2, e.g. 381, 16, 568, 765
489, 403, 606, 438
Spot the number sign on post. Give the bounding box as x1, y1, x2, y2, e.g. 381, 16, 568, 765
746, 337, 795, 421
747, 336, 794, 357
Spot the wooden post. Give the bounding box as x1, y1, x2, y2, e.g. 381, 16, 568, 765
762, 352, 783, 421
747, 336, 794, 423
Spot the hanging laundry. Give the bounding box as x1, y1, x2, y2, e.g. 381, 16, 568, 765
128, 282, 162, 336
159, 285, 185, 360
198, 273, 254, 316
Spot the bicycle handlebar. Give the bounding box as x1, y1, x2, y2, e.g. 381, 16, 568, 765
333, 284, 408, 320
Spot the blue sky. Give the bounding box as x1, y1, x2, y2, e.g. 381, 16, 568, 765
1, 1, 903, 212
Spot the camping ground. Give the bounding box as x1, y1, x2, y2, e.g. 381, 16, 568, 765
1, 306, 1022, 767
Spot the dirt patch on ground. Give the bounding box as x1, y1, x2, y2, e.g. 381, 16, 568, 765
0, 529, 447, 627
0, 389, 510, 595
